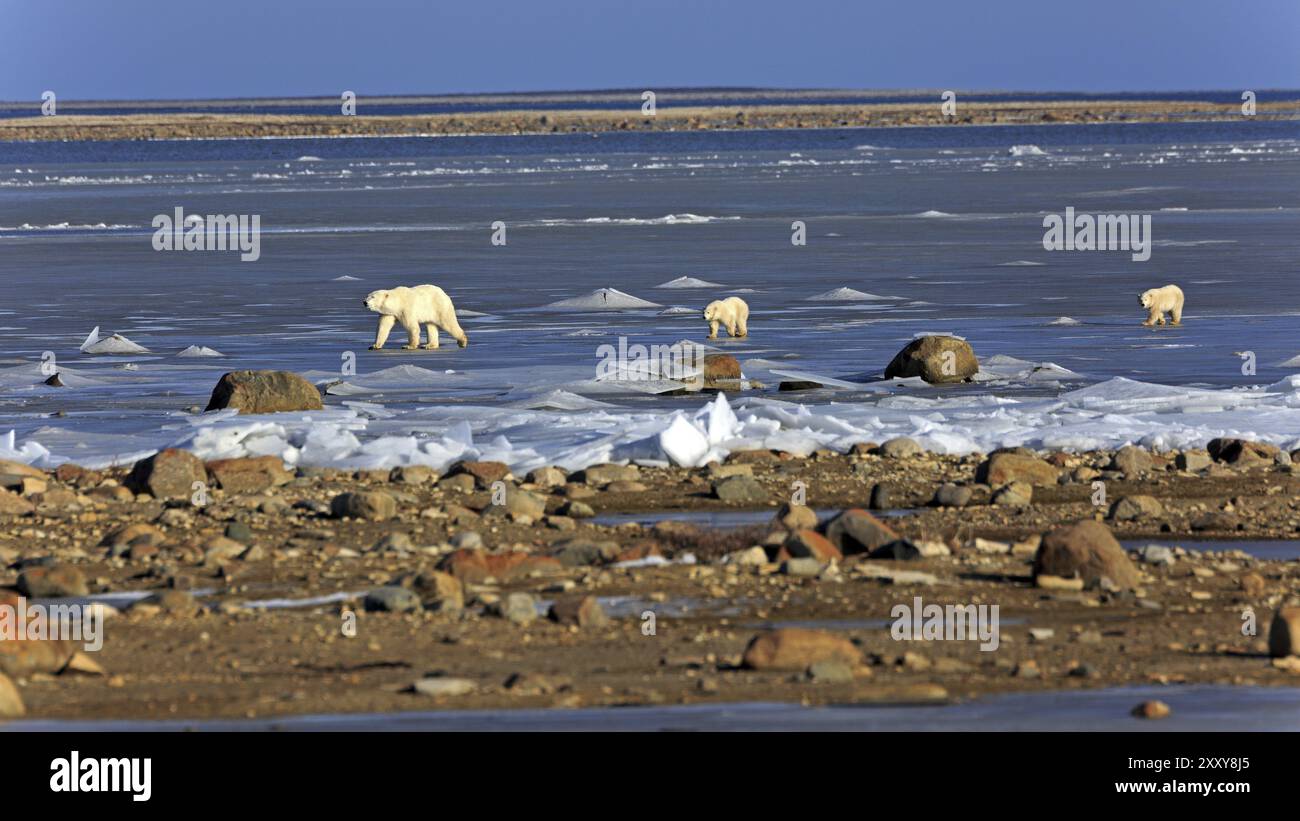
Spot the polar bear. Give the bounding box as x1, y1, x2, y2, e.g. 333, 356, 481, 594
703, 297, 749, 339
365, 285, 468, 350
1139, 284, 1184, 326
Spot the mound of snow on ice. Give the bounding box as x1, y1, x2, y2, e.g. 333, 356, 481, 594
176, 345, 224, 357
541, 288, 661, 311
806, 287, 888, 302
656, 276, 722, 289
1008, 145, 1048, 156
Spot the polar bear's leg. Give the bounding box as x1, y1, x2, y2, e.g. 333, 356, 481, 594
736, 314, 748, 337
401, 318, 420, 350
1171, 300, 1183, 325
726, 320, 739, 337
708, 320, 719, 339
423, 324, 440, 349
1143, 307, 1160, 327
441, 312, 469, 348
371, 315, 396, 350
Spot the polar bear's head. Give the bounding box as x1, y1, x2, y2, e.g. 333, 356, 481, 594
1139, 290, 1155, 309
364, 289, 395, 315
703, 300, 722, 321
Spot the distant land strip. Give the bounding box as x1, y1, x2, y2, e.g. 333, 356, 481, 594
2, 99, 1297, 141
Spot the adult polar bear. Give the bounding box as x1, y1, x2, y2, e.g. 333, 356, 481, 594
703, 296, 749, 339
1139, 284, 1184, 326
365, 285, 468, 350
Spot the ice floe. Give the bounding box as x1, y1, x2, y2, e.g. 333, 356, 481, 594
78, 327, 150, 355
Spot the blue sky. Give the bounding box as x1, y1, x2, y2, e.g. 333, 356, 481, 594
2, 0, 1297, 101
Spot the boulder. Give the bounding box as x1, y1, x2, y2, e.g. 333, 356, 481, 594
879, 437, 923, 458
0, 489, 34, 516
447, 460, 511, 488
17, 564, 88, 598
205, 370, 323, 414
741, 628, 860, 671
0, 672, 23, 718
932, 484, 972, 507
205, 456, 293, 494
549, 595, 609, 628
823, 509, 899, 555
1033, 521, 1141, 589
883, 335, 978, 384
1207, 438, 1280, 467
1110, 446, 1153, 476
773, 503, 818, 531
1268, 606, 1300, 658
701, 353, 741, 382
126, 448, 206, 500
330, 491, 397, 520
1108, 495, 1164, 521
713, 475, 769, 503
978, 452, 1059, 486
783, 530, 842, 562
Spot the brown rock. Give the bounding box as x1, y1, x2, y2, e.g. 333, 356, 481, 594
883, 335, 978, 384
0, 488, 34, 516
784, 530, 842, 562
1110, 445, 1153, 476
0, 459, 45, 479
702, 353, 741, 381
823, 508, 899, 555
205, 456, 292, 494
1268, 605, 1300, 657
774, 502, 818, 531
439, 549, 489, 582
0, 637, 77, 677
126, 448, 206, 500
330, 491, 397, 520
17, 565, 88, 598
100, 522, 167, 555
1131, 700, 1171, 719
978, 452, 1059, 487
549, 595, 609, 628
0, 672, 24, 717
741, 628, 860, 671
1207, 438, 1279, 466
1034, 520, 1141, 589
205, 370, 323, 414
448, 460, 511, 488
1108, 495, 1165, 521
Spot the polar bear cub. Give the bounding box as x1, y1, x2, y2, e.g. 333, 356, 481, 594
703, 297, 749, 339
1139, 284, 1184, 326
365, 284, 468, 350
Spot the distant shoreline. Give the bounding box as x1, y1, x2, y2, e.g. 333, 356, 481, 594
3, 98, 1297, 142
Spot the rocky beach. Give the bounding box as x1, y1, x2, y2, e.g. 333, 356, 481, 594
4, 358, 1300, 723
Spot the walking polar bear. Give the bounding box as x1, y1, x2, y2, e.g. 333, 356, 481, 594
365, 285, 468, 350
1139, 284, 1184, 326
703, 297, 749, 339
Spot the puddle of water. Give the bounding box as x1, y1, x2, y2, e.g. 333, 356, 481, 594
591, 508, 916, 528
1121, 539, 1300, 561
6, 685, 1297, 731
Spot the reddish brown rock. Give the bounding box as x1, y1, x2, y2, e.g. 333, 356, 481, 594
17, 564, 89, 598
0, 672, 23, 717
205, 370, 323, 414
784, 530, 842, 562
126, 448, 206, 500
1033, 520, 1141, 589
823, 509, 899, 555
205, 456, 293, 494
448, 460, 511, 488
702, 353, 741, 381
741, 628, 861, 671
